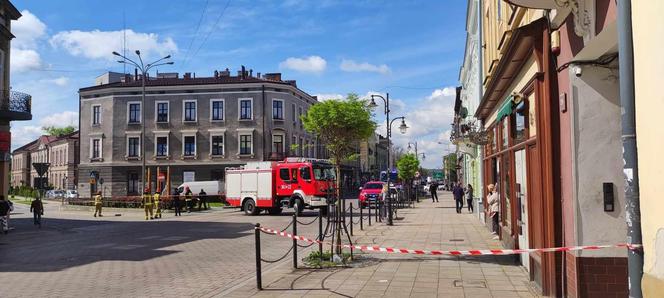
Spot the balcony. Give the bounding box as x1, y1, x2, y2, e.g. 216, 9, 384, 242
0, 90, 32, 121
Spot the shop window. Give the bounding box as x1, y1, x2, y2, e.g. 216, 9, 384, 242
512, 100, 528, 144
502, 118, 509, 149
502, 154, 512, 229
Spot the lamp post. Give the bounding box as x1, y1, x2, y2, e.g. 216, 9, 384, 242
112, 51, 173, 191
407, 142, 426, 161
368, 93, 408, 226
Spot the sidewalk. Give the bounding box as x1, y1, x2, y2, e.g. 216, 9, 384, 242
222, 191, 541, 298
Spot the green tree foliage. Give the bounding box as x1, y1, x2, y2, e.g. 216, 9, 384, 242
43, 125, 76, 137
302, 93, 376, 255
397, 153, 420, 181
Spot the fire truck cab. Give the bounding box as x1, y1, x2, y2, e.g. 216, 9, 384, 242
225, 158, 335, 215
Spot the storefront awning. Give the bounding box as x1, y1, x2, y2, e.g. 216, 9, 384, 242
496, 96, 514, 121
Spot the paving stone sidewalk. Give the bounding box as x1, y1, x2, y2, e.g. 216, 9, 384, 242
222, 191, 542, 298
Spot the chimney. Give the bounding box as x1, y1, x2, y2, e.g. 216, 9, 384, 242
184, 72, 191, 79
257, 72, 261, 78
134, 68, 138, 79
241, 65, 246, 79
285, 80, 297, 87
220, 68, 230, 77
214, 70, 219, 78
249, 69, 253, 77
123, 74, 132, 83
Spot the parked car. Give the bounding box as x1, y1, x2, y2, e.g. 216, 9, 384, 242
65, 190, 78, 199
46, 190, 65, 199
358, 181, 386, 208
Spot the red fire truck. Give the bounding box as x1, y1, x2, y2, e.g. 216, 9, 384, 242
225, 158, 336, 215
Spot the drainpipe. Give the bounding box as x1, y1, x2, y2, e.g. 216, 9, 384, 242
262, 85, 266, 160
617, 1, 643, 297
477, 0, 485, 220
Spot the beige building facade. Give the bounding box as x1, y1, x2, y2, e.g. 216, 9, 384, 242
11, 132, 79, 190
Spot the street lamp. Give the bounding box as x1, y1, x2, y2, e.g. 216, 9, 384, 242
407, 141, 426, 161
369, 93, 407, 226
112, 51, 173, 191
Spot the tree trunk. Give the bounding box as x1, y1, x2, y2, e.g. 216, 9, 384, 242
335, 163, 343, 256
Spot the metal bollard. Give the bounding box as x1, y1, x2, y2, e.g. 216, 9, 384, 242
378, 200, 382, 223
292, 214, 297, 269
255, 223, 262, 290
360, 205, 364, 230
349, 202, 354, 236
368, 202, 372, 226
318, 208, 323, 256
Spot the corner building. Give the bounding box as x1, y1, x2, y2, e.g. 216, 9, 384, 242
77, 69, 321, 198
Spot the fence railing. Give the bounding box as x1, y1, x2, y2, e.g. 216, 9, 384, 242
0, 90, 32, 115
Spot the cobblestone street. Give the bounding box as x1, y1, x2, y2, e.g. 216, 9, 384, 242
0, 202, 324, 298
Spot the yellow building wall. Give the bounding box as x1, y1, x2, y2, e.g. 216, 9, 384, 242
632, 1, 664, 295
482, 1, 544, 88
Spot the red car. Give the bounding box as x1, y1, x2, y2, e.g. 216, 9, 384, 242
358, 181, 386, 208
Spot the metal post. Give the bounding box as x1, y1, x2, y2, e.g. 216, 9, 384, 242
360, 205, 364, 230
254, 223, 262, 290
350, 202, 354, 236
617, 0, 643, 296
368, 202, 372, 226
141, 73, 146, 191
292, 214, 297, 269
318, 208, 323, 256
378, 200, 382, 222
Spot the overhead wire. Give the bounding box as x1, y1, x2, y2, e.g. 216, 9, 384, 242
186, 0, 232, 68
180, 0, 210, 69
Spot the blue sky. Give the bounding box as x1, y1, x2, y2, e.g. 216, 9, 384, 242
10, 0, 466, 168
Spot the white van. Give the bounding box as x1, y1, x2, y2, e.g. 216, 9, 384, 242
174, 181, 223, 197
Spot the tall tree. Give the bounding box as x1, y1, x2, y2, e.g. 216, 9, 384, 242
302, 94, 376, 256
397, 153, 420, 202
43, 126, 76, 137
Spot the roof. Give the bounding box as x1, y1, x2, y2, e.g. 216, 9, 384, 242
79, 75, 315, 100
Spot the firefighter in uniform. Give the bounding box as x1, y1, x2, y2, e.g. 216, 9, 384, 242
93, 191, 103, 217
142, 188, 154, 220
153, 189, 162, 219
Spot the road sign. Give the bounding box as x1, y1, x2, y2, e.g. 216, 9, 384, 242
32, 163, 50, 177
158, 173, 166, 181
432, 171, 443, 180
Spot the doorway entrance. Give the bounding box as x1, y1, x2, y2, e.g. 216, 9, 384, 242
515, 149, 529, 271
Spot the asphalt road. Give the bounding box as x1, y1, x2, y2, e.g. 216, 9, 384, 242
0, 200, 345, 298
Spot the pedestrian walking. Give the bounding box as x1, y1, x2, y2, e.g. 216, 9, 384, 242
0, 195, 11, 234
142, 188, 154, 220
93, 191, 103, 217
452, 183, 464, 213
184, 187, 193, 213
153, 189, 162, 219
173, 192, 182, 216
30, 198, 44, 227
429, 181, 439, 202
198, 189, 207, 211
465, 184, 474, 213
487, 184, 500, 239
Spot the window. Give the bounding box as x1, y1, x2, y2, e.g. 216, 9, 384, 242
299, 137, 304, 157
184, 136, 196, 156
156, 136, 168, 156
512, 100, 528, 144
91, 138, 101, 159
128, 173, 139, 194
156, 102, 169, 122
272, 134, 284, 153
292, 103, 297, 121
279, 168, 290, 181
92, 105, 101, 125
240, 134, 252, 155
273, 100, 284, 120
298, 106, 303, 126
127, 137, 140, 157
240, 99, 253, 120
292, 135, 297, 155
128, 102, 141, 123
301, 166, 311, 180
211, 100, 224, 121
497, 0, 501, 20
184, 100, 197, 122
211, 135, 224, 156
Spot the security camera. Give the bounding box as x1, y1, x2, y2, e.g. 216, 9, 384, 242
572, 65, 582, 77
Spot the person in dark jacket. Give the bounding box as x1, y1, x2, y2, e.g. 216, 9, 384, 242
198, 189, 208, 211
453, 183, 465, 213
429, 182, 439, 202
173, 190, 182, 216
30, 198, 44, 227
465, 184, 474, 213
0, 196, 10, 234
184, 187, 194, 213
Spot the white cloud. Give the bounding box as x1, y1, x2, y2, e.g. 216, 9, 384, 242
11, 125, 43, 149
50, 29, 178, 61
49, 76, 70, 86
279, 56, 327, 73
10, 10, 47, 73
340, 59, 390, 74
11, 10, 47, 49
313, 93, 344, 101
11, 49, 43, 72
40, 111, 78, 128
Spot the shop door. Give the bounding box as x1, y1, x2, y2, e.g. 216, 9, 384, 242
515, 149, 529, 271
527, 144, 543, 288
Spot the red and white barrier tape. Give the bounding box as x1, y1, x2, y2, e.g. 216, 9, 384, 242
257, 226, 642, 256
